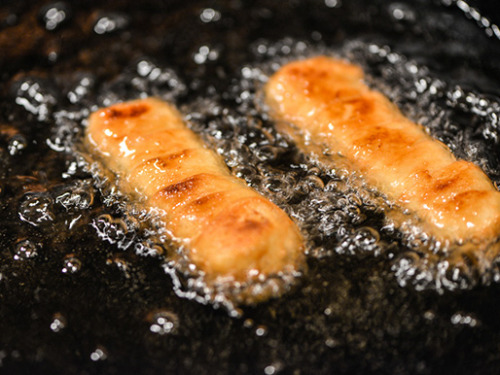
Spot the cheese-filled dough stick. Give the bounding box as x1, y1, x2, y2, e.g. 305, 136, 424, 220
86, 98, 304, 302
265, 56, 500, 252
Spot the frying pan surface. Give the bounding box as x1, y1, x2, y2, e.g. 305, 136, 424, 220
1, 1, 500, 374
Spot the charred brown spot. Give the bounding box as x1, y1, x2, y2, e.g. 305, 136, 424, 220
451, 190, 489, 210
288, 66, 327, 79
344, 97, 374, 116
191, 192, 223, 207
405, 169, 433, 187
434, 176, 459, 192
156, 173, 211, 198
164, 149, 191, 161
239, 219, 266, 232
355, 128, 414, 154
106, 104, 149, 119
161, 177, 197, 195
334, 88, 362, 100
417, 169, 433, 180
359, 127, 388, 148
140, 149, 192, 169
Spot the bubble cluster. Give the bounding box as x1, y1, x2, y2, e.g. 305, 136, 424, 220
200, 8, 221, 23
18, 192, 55, 227
67, 75, 96, 105
13, 78, 58, 122
147, 310, 179, 335
13, 239, 39, 260
39, 2, 71, 31
47, 113, 84, 153
193, 45, 221, 64
53, 179, 95, 211
93, 13, 128, 35
61, 254, 82, 274
442, 0, 500, 39
90, 347, 108, 361
50, 313, 67, 332
92, 214, 138, 251
98, 59, 186, 106
450, 311, 480, 327
7, 134, 27, 156
0, 125, 25, 155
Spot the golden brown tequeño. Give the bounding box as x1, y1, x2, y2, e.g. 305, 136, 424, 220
86, 98, 304, 300
265, 56, 500, 249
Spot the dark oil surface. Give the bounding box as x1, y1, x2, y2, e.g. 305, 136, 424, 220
1, 0, 500, 374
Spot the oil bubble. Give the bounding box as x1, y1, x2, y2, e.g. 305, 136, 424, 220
18, 192, 55, 227
39, 2, 71, 31
391, 252, 425, 287
92, 214, 136, 250
67, 74, 95, 104
193, 45, 221, 65
13, 239, 39, 260
147, 310, 179, 335
325, 0, 341, 8
352, 227, 381, 253
388, 3, 416, 22
325, 337, 339, 348
90, 346, 108, 361
450, 312, 480, 327
61, 255, 82, 274
47, 114, 82, 152
50, 312, 67, 332
200, 8, 221, 23
53, 180, 95, 211
134, 241, 164, 257
255, 325, 268, 337
264, 362, 284, 375
424, 310, 436, 320
7, 134, 27, 156
94, 13, 128, 35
